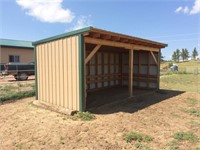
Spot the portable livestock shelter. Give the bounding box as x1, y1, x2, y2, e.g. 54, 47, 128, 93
33, 27, 167, 113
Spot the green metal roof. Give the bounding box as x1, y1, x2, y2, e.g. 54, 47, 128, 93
33, 26, 91, 45
0, 39, 33, 48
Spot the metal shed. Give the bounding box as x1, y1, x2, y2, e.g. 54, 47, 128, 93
33, 27, 167, 112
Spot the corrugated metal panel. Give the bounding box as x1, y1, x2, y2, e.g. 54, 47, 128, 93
36, 36, 80, 111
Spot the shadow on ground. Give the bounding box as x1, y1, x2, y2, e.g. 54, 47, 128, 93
86, 87, 185, 114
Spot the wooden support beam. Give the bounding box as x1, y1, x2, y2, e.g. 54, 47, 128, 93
150, 51, 158, 65
129, 48, 134, 97
84, 44, 87, 110
85, 37, 159, 52
85, 44, 101, 64
111, 36, 120, 41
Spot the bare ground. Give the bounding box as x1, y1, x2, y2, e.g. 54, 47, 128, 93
0, 91, 200, 150
0, 75, 35, 85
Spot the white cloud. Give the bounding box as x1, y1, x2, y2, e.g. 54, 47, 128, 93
16, 0, 75, 23
190, 0, 200, 14
175, 0, 200, 15
183, 6, 189, 13
175, 6, 183, 13
68, 15, 92, 31
175, 6, 189, 14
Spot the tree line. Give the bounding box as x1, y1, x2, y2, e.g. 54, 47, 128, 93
171, 47, 198, 62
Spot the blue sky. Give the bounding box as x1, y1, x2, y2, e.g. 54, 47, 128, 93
0, 0, 199, 60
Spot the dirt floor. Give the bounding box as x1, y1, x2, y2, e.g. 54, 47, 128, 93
0, 91, 200, 150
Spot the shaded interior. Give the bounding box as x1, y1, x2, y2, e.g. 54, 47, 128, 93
85, 43, 159, 108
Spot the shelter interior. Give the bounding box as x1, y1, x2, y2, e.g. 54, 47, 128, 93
83, 29, 166, 109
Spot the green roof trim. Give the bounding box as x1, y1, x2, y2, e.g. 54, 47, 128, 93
33, 26, 92, 45
0, 39, 33, 48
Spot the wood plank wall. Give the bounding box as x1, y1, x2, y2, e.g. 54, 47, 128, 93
86, 50, 159, 91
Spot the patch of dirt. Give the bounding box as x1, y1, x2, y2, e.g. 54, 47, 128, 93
0, 92, 200, 150
0, 75, 35, 85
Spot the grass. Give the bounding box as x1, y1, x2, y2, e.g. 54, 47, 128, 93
161, 60, 200, 73
160, 60, 200, 93
0, 90, 35, 102
0, 83, 35, 102
174, 132, 199, 143
182, 108, 200, 117
188, 121, 200, 127
186, 98, 199, 106
124, 131, 153, 143
160, 73, 200, 93
167, 140, 179, 150
17, 83, 35, 88
134, 142, 153, 150
187, 108, 200, 117
71, 111, 95, 121
0, 85, 17, 93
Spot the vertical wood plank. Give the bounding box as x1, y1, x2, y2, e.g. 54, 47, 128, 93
157, 50, 160, 89
129, 49, 133, 97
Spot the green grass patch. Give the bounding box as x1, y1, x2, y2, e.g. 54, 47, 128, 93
134, 142, 153, 150
174, 132, 199, 143
195, 147, 200, 150
71, 111, 95, 121
124, 131, 153, 143
186, 98, 199, 106
188, 108, 200, 117
0, 85, 17, 93
189, 121, 200, 127
0, 90, 35, 102
17, 83, 35, 88
182, 108, 200, 117
167, 140, 179, 150
160, 74, 200, 93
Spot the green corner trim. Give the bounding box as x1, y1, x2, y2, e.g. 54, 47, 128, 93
33, 27, 91, 45
34, 46, 38, 100
78, 34, 84, 112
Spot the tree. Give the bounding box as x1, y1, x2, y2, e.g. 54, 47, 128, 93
172, 51, 177, 62
184, 48, 189, 60
181, 48, 189, 61
160, 52, 165, 62
176, 49, 180, 62
192, 47, 198, 60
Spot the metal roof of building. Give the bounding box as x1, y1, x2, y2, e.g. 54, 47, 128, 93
0, 39, 33, 48
33, 26, 167, 48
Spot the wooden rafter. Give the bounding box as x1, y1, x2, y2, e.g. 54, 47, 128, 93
85, 37, 159, 52
150, 51, 158, 65
101, 34, 111, 40
91, 32, 101, 38
85, 44, 101, 64
111, 36, 120, 41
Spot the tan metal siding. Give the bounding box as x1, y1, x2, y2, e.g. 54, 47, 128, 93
36, 36, 80, 111
0, 47, 34, 64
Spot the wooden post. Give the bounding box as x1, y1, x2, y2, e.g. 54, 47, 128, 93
129, 49, 134, 97
84, 44, 87, 110
157, 50, 161, 89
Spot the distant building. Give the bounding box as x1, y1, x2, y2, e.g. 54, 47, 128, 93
0, 39, 34, 64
